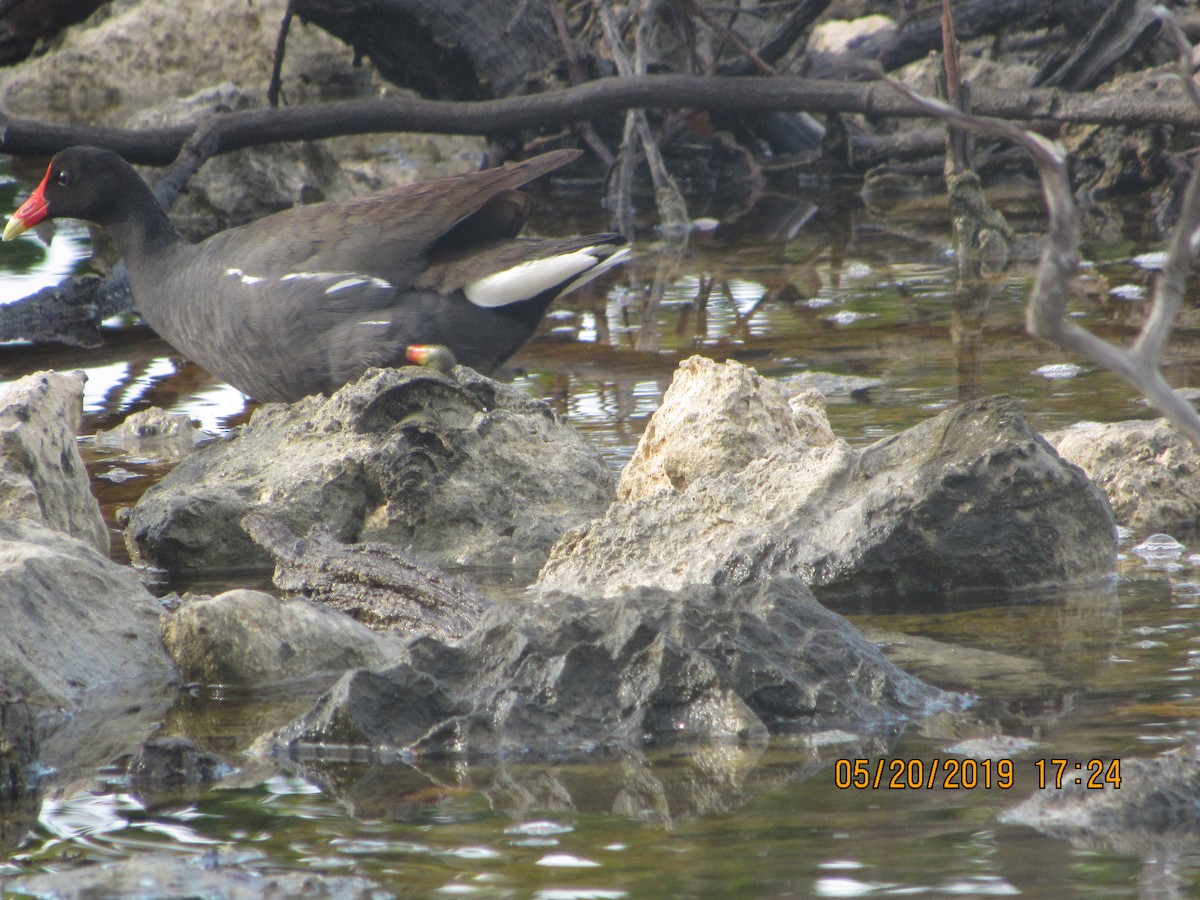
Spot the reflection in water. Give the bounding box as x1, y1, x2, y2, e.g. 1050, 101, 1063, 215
3, 179, 1200, 894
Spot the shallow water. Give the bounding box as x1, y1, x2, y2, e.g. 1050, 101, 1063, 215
3, 167, 1200, 896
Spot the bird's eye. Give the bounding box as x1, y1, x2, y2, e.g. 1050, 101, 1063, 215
54, 169, 72, 187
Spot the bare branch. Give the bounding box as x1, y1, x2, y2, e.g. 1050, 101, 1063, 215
4, 75, 1200, 167
879, 17, 1200, 450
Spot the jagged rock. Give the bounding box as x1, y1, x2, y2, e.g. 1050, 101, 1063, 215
267, 577, 962, 759
95, 406, 200, 460
618, 356, 823, 501
538, 358, 1117, 603
0, 518, 175, 709
243, 513, 490, 639
0, 370, 108, 555
162, 589, 404, 687
1047, 419, 1200, 537
124, 366, 614, 574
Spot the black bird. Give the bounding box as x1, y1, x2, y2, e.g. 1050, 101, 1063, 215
4, 146, 629, 402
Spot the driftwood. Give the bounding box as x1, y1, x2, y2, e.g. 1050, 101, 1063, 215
241, 512, 490, 641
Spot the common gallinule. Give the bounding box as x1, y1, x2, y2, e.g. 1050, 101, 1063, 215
3, 146, 629, 402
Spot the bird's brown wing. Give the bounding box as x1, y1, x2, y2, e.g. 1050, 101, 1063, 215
202, 149, 581, 288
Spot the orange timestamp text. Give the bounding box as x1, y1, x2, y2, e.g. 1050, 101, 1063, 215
833, 757, 1121, 790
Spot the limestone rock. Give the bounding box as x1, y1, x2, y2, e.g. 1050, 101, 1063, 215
1047, 419, 1200, 537
124, 366, 615, 573
0, 519, 174, 709
539, 359, 1116, 603
163, 589, 403, 686
0, 370, 108, 555
269, 577, 962, 758
95, 406, 199, 460
618, 356, 828, 502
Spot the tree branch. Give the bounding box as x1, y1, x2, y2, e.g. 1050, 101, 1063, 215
2, 74, 1199, 165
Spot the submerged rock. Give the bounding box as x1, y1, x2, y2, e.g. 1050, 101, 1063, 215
0, 687, 36, 804
1048, 418, 1200, 537
7, 851, 387, 900
267, 576, 963, 759
0, 370, 108, 555
124, 366, 614, 574
1001, 749, 1200, 856
539, 357, 1116, 604
94, 406, 200, 460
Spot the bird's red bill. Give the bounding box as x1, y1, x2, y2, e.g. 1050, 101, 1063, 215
2, 168, 52, 241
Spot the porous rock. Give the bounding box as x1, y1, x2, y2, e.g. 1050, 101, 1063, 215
268, 576, 961, 758
1047, 418, 1200, 537
0, 518, 175, 709
124, 366, 615, 573
163, 589, 404, 687
0, 0, 353, 126
538, 358, 1116, 603
618, 356, 825, 501
0, 370, 108, 555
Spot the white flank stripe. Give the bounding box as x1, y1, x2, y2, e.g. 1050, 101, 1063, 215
358, 320, 391, 326
465, 248, 614, 309
326, 277, 369, 294
224, 268, 266, 285
280, 271, 393, 290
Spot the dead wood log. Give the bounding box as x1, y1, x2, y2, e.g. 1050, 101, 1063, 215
874, 0, 1118, 71
0, 0, 108, 66
1035, 0, 1160, 90
242, 512, 490, 640
286, 0, 561, 102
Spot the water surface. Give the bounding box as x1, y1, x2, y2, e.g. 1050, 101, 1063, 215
2, 168, 1198, 896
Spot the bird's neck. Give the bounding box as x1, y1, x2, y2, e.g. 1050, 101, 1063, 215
102, 187, 187, 265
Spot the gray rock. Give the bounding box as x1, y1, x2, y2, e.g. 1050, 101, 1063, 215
0, 0, 484, 195
125, 83, 353, 239
243, 513, 491, 640
1047, 418, 1200, 537
0, 0, 356, 127
94, 406, 200, 460
0, 370, 108, 555
539, 359, 1116, 603
0, 519, 175, 709
268, 577, 963, 758
124, 366, 615, 574
162, 589, 403, 687
1000, 749, 1200, 856
0, 687, 37, 804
